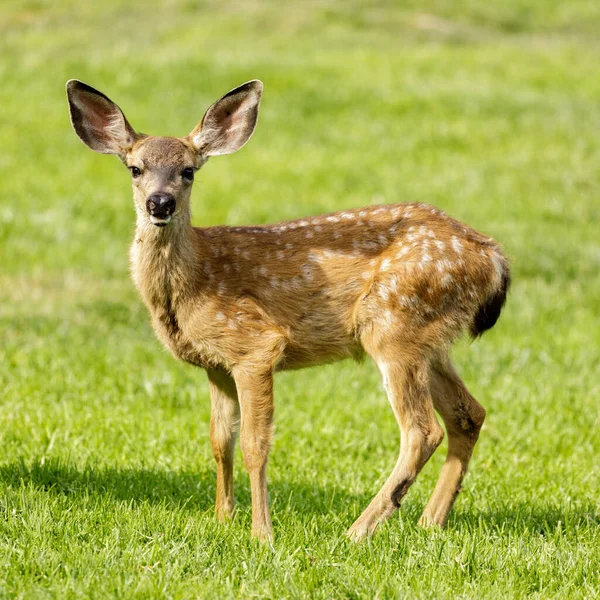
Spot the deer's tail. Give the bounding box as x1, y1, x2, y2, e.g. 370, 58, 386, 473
471, 254, 511, 338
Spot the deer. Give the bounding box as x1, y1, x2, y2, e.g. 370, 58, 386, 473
66, 78, 510, 543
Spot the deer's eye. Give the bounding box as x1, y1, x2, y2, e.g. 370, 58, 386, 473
182, 167, 195, 181
130, 166, 141, 178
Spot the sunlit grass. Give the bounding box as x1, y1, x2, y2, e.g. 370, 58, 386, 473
1, 1, 599, 597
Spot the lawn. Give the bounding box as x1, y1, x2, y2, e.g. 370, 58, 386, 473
1, 1, 599, 597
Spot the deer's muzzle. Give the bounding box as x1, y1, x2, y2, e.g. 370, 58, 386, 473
146, 193, 176, 226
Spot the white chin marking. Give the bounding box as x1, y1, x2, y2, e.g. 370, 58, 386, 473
150, 215, 172, 226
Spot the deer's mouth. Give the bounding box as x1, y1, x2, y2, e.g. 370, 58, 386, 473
149, 215, 172, 227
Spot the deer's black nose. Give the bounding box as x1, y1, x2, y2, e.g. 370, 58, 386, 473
146, 193, 176, 217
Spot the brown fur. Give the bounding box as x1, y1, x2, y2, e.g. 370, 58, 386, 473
66, 79, 510, 542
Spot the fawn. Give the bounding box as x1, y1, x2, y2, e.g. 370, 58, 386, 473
66, 79, 510, 542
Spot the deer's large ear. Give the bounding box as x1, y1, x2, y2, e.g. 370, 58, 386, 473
66, 80, 137, 156
189, 80, 263, 156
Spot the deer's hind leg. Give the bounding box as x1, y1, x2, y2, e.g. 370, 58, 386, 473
419, 355, 486, 527
347, 341, 444, 541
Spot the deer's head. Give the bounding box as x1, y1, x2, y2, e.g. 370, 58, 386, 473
66, 79, 263, 228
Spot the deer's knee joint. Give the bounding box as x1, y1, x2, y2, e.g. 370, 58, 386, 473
408, 422, 444, 465
427, 422, 445, 454
474, 403, 486, 428
461, 402, 486, 438
391, 478, 414, 508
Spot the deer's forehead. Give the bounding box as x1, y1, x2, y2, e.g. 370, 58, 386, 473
130, 137, 195, 167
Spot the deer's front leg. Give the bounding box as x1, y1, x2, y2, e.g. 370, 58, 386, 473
233, 367, 274, 542
207, 368, 240, 521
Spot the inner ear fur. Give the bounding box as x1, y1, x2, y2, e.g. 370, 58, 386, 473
190, 80, 263, 157
66, 80, 137, 156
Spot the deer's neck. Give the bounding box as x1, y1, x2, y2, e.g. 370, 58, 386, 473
130, 211, 201, 316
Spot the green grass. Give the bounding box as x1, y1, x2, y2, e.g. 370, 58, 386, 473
1, 1, 600, 597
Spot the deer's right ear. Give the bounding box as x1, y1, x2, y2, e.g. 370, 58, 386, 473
66, 80, 137, 156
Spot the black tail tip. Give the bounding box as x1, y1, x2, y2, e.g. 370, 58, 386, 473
471, 264, 511, 338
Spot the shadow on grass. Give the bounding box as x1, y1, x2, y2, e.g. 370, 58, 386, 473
0, 459, 218, 510
0, 458, 371, 517
1, 459, 597, 534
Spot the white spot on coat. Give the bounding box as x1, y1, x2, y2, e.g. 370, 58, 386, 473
441, 273, 454, 288
398, 295, 420, 309
396, 246, 410, 259
435, 259, 453, 273
420, 253, 432, 266
451, 236, 463, 254
377, 283, 390, 301
381, 309, 395, 327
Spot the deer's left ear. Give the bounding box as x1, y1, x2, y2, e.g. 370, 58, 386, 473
189, 80, 263, 157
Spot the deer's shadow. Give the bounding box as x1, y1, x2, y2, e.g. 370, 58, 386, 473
1, 459, 596, 535
0, 458, 371, 518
